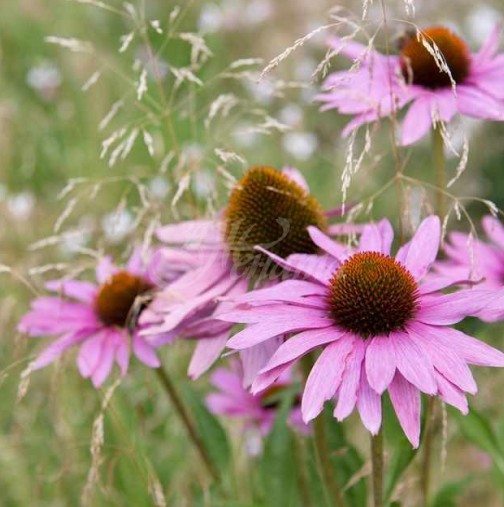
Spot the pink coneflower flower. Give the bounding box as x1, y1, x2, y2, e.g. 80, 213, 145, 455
435, 215, 504, 322
18, 250, 170, 387
206, 361, 308, 436
218, 216, 504, 447
142, 166, 349, 384
318, 25, 504, 145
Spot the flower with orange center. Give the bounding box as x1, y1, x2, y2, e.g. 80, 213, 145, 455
318, 24, 504, 145
143, 166, 348, 384
219, 216, 504, 447
18, 250, 174, 387
224, 166, 328, 277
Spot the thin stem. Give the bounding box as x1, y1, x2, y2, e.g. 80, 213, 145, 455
294, 436, 314, 507
301, 356, 348, 507
371, 431, 384, 507
155, 365, 220, 483
421, 397, 436, 506
432, 126, 446, 217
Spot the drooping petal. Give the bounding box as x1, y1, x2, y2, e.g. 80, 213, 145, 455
407, 322, 477, 394
388, 373, 421, 448
188, 332, 229, 380
390, 331, 437, 395
32, 331, 88, 370
227, 314, 332, 350
436, 373, 469, 414
77, 332, 105, 378
438, 327, 504, 367
334, 337, 366, 420
356, 366, 382, 435
401, 95, 435, 146
365, 335, 396, 394
302, 336, 355, 422
261, 327, 346, 373
239, 337, 283, 388
133, 334, 161, 368
91, 332, 117, 387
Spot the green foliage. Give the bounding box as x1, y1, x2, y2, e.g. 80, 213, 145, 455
430, 480, 469, 507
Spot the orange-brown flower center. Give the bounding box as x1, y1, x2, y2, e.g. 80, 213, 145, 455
224, 166, 328, 277
400, 26, 470, 89
328, 252, 419, 338
95, 271, 153, 327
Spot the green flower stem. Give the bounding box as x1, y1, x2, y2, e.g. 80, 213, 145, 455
155, 364, 221, 484
371, 430, 384, 507
301, 356, 348, 507
432, 125, 446, 217
421, 396, 437, 506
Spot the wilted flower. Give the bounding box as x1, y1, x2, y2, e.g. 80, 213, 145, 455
206, 360, 308, 436
18, 250, 176, 387
318, 26, 504, 145
218, 216, 504, 447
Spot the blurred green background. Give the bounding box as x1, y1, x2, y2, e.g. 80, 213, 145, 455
1, 0, 504, 505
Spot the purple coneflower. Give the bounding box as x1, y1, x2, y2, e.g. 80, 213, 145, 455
206, 360, 308, 436
218, 216, 504, 447
142, 166, 350, 383
318, 25, 504, 145
19, 250, 172, 387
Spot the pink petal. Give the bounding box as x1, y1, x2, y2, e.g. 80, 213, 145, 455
436, 373, 468, 414
115, 336, 130, 376
457, 85, 504, 120
307, 226, 348, 261
417, 289, 495, 325
334, 337, 366, 420
388, 373, 421, 448
91, 333, 117, 387
77, 333, 105, 377
240, 337, 282, 387
45, 280, 98, 304
261, 327, 345, 373
156, 219, 223, 244
476, 24, 502, 61
401, 95, 434, 146
282, 166, 309, 192
365, 335, 396, 394
358, 219, 393, 254
390, 331, 437, 395
301, 336, 355, 422
407, 322, 477, 394
482, 215, 504, 249
188, 333, 229, 380
133, 334, 161, 368
96, 257, 117, 284
401, 216, 440, 281
255, 246, 337, 285
356, 366, 382, 435
227, 315, 332, 350
438, 327, 504, 367
32, 332, 86, 370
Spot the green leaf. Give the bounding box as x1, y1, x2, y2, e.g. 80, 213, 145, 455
382, 395, 421, 502
430, 479, 469, 507
322, 407, 367, 507
451, 407, 504, 476
179, 382, 231, 471
260, 387, 301, 507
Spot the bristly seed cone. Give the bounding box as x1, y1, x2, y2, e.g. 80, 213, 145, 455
95, 271, 153, 327
224, 166, 328, 276
400, 26, 470, 89
328, 252, 419, 338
